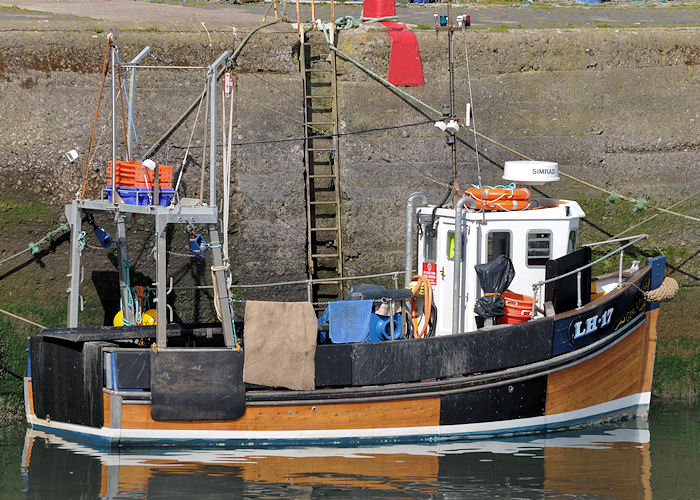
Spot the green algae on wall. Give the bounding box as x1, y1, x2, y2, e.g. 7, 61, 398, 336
653, 287, 700, 404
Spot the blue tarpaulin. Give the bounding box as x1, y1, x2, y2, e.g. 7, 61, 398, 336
318, 300, 373, 344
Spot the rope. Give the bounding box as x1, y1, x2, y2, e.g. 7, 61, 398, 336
360, 16, 399, 23
77, 231, 87, 252
81, 35, 113, 199
118, 259, 139, 326
211, 264, 239, 347
0, 224, 70, 266
335, 16, 358, 30
468, 131, 699, 222
612, 191, 700, 240
320, 26, 700, 225
645, 276, 678, 303
222, 82, 234, 263
0, 308, 46, 329
114, 50, 131, 159
624, 275, 679, 303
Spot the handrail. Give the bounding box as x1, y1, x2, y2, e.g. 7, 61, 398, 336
530, 234, 648, 317
581, 234, 647, 248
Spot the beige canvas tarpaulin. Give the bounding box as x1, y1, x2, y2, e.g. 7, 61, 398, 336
242, 301, 318, 391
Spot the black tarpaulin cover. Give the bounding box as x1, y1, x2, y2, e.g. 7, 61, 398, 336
474, 255, 516, 317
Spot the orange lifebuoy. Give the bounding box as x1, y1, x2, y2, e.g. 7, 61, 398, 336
466, 186, 531, 202
472, 199, 531, 211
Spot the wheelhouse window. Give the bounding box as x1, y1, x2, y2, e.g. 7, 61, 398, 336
447, 231, 465, 261
568, 229, 578, 254
527, 231, 552, 267
487, 231, 511, 261
423, 224, 437, 262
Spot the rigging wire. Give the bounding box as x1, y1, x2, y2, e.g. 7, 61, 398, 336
463, 29, 485, 222
114, 50, 131, 159
199, 80, 210, 205
235, 90, 328, 137
248, 71, 313, 116
80, 35, 113, 199
142, 20, 281, 159
175, 78, 208, 196
317, 24, 699, 224
164, 119, 434, 149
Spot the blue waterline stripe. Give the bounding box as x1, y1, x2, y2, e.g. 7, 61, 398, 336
30, 402, 647, 450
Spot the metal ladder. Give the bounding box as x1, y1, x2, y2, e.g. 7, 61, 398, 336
300, 30, 344, 311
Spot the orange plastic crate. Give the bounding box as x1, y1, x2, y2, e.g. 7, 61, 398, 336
107, 161, 173, 189
496, 292, 534, 325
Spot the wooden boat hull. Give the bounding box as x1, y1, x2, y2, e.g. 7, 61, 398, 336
24, 267, 658, 447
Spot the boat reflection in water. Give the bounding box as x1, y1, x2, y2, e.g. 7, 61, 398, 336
22, 425, 651, 498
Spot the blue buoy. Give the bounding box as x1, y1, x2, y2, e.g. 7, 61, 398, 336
93, 226, 113, 249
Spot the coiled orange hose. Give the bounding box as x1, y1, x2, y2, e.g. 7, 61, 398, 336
411, 275, 433, 338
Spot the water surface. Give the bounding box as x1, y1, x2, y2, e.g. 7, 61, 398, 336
1, 403, 697, 499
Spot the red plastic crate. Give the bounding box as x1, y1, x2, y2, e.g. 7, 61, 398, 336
496, 292, 534, 325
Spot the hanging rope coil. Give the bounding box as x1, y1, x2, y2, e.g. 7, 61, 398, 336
335, 16, 358, 30
211, 264, 239, 348
645, 276, 679, 303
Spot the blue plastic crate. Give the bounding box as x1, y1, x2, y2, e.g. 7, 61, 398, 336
157, 189, 175, 207
105, 186, 142, 205
105, 187, 174, 206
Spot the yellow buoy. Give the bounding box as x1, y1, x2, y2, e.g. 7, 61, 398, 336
113, 309, 124, 327
142, 309, 157, 325
114, 309, 158, 326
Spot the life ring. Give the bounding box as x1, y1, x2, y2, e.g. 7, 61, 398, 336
466, 186, 531, 202
471, 199, 531, 211
410, 275, 433, 338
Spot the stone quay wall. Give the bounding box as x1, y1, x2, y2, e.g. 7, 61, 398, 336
0, 26, 697, 324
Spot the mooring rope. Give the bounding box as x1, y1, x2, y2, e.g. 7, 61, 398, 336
317, 25, 699, 224
0, 224, 70, 266
0, 308, 46, 329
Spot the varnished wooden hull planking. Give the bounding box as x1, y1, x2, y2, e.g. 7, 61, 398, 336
545, 309, 657, 416
117, 396, 441, 431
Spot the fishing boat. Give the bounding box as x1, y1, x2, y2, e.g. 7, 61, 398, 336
23, 30, 675, 448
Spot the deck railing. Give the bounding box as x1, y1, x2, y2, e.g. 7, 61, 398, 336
165, 271, 403, 306
529, 234, 648, 319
